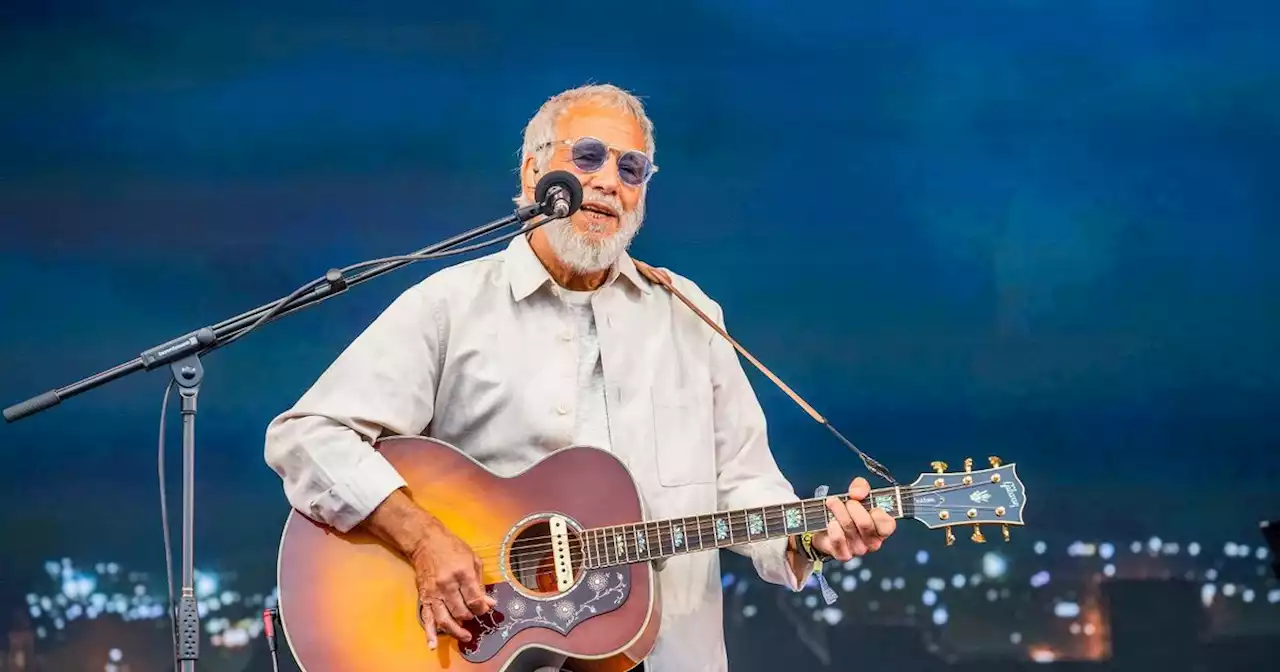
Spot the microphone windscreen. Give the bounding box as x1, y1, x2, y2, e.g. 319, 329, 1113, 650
534, 170, 583, 216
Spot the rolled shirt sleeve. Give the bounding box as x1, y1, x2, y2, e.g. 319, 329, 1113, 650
705, 299, 812, 592
263, 281, 445, 532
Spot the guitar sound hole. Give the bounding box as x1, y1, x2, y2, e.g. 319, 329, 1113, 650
506, 519, 583, 597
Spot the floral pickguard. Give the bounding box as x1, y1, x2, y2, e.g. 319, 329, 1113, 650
458, 569, 632, 663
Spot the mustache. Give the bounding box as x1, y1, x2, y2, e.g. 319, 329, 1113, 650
579, 195, 623, 215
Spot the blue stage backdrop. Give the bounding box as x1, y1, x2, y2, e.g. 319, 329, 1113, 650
1, 1, 1278, 670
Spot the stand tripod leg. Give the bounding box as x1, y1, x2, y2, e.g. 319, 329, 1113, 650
172, 356, 203, 671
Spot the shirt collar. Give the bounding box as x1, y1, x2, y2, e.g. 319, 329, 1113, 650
506, 232, 651, 302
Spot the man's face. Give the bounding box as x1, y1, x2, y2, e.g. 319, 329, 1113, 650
523, 103, 651, 272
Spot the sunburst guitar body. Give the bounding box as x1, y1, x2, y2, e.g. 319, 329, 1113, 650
276, 437, 1028, 671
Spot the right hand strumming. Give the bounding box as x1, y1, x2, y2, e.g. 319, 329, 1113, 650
411, 523, 498, 650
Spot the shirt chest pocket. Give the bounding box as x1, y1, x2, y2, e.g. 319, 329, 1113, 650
650, 386, 716, 487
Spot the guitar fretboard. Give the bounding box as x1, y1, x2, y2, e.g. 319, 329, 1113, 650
579, 487, 913, 570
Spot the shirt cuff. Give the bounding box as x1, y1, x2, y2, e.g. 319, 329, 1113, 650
751, 536, 812, 592
305, 451, 406, 533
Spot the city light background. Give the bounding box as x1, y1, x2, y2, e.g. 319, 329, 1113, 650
1, 1, 1278, 670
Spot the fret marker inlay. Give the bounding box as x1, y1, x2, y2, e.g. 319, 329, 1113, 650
873, 494, 895, 514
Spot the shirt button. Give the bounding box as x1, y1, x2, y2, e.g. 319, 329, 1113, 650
556, 406, 569, 415
560, 331, 572, 341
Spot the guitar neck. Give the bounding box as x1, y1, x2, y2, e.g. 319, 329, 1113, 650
580, 486, 914, 570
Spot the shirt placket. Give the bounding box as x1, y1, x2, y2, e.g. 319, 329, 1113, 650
549, 288, 578, 440
593, 290, 627, 460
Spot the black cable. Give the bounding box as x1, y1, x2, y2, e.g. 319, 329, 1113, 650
158, 377, 178, 671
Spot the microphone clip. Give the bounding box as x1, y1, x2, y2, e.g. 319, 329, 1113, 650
516, 170, 584, 222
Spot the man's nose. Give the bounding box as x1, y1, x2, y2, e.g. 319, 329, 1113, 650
582, 157, 619, 196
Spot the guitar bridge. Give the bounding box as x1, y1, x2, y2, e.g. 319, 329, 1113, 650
549, 515, 574, 592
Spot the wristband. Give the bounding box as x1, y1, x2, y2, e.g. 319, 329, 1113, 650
799, 531, 831, 564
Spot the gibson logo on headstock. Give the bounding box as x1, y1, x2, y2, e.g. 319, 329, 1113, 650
1001, 481, 1020, 508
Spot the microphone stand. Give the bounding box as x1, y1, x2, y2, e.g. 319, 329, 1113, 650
2, 182, 571, 671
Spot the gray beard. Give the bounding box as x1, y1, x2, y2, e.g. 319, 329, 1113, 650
518, 195, 644, 273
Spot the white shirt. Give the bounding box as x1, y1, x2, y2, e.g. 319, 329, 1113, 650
264, 232, 809, 672
559, 288, 612, 453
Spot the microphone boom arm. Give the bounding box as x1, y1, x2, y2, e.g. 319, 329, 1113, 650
3, 172, 579, 423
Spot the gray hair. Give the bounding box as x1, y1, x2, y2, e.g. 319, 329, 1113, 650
518, 83, 656, 178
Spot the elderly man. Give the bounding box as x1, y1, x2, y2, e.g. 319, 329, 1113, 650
264, 84, 896, 671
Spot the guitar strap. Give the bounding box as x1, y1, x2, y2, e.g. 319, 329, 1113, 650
633, 260, 899, 486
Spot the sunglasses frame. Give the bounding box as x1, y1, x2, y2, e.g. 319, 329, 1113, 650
537, 136, 658, 186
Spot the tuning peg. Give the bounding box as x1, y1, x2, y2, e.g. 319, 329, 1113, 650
1001, 525, 1011, 542
945, 528, 955, 546
963, 458, 973, 473
930, 461, 948, 474
989, 456, 1003, 467
971, 525, 986, 544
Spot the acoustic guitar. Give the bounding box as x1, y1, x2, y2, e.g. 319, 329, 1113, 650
275, 436, 1028, 671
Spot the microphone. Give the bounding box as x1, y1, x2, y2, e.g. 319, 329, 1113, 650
534, 170, 583, 218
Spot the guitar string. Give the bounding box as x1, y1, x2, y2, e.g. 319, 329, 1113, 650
476, 502, 1022, 575
461, 478, 1005, 558
475, 503, 1016, 575
467, 482, 1014, 567
479, 514, 1012, 572
470, 501, 851, 562
468, 485, 1016, 569
475, 504, 834, 569
477, 477, 988, 556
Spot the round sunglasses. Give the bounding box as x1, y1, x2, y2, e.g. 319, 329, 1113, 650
539, 137, 657, 187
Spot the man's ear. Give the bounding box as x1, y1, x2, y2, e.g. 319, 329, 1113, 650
520, 156, 539, 201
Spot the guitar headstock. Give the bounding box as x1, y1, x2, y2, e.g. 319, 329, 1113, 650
907, 456, 1027, 546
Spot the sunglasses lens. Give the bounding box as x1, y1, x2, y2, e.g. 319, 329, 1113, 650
569, 138, 652, 186
617, 152, 652, 186
571, 138, 609, 173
